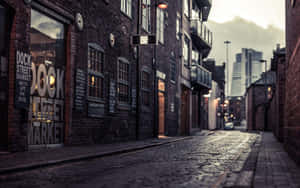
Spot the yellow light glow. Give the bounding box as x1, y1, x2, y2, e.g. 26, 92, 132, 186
158, 3, 168, 9
91, 76, 95, 86
268, 87, 272, 92
49, 76, 55, 88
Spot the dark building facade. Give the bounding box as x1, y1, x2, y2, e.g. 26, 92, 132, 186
0, 0, 214, 152
189, 0, 213, 134
205, 59, 225, 129
285, 0, 300, 164
245, 71, 276, 131
269, 46, 286, 142
0, 0, 159, 151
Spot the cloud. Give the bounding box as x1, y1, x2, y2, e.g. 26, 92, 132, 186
207, 16, 285, 67
206, 16, 285, 95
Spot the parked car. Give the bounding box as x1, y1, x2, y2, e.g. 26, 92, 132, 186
224, 122, 234, 130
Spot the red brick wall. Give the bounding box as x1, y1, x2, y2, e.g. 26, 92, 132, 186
255, 105, 265, 131
285, 0, 300, 164
246, 85, 268, 131
270, 54, 285, 142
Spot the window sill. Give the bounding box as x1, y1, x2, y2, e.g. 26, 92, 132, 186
158, 41, 164, 46
120, 11, 132, 20
87, 96, 105, 103
117, 103, 131, 111
184, 65, 190, 69
141, 27, 151, 34
170, 80, 176, 85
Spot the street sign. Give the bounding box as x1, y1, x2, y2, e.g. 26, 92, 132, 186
132, 35, 156, 45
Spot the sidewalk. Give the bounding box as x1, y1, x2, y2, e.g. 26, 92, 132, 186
0, 136, 190, 175
253, 132, 300, 188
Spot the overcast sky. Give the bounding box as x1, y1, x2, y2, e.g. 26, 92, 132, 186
209, 0, 285, 30
207, 0, 285, 95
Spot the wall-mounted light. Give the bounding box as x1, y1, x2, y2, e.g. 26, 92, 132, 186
142, 1, 168, 9
157, 1, 168, 9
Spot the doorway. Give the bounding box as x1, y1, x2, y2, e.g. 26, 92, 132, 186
158, 92, 165, 135
0, 4, 11, 150
158, 79, 165, 136
181, 88, 189, 135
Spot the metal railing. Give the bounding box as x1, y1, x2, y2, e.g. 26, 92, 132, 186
190, 20, 213, 46
191, 64, 212, 89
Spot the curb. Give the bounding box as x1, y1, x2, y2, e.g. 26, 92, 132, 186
0, 137, 191, 175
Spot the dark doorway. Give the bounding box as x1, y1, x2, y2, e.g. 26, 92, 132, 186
0, 3, 11, 150
181, 88, 190, 135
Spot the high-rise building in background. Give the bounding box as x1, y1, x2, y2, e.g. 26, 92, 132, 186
231, 48, 263, 96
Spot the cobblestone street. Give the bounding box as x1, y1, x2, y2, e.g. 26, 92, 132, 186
0, 130, 264, 188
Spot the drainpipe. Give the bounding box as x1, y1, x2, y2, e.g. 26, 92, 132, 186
136, 0, 141, 140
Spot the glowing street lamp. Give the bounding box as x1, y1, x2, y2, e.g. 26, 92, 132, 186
157, 1, 168, 9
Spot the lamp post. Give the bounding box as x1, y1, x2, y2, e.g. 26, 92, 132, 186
136, 0, 167, 140
224, 40, 231, 98
259, 59, 267, 131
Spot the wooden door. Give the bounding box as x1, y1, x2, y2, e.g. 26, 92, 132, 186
181, 89, 189, 135
158, 92, 165, 135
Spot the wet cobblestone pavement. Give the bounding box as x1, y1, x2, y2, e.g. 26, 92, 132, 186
0, 131, 261, 188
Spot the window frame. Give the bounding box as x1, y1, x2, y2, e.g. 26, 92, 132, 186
117, 57, 130, 105
156, 8, 164, 44
184, 0, 190, 18
141, 69, 151, 106
87, 43, 105, 102
170, 61, 176, 83
176, 13, 181, 40
142, 0, 151, 32
121, 0, 132, 18
183, 35, 190, 67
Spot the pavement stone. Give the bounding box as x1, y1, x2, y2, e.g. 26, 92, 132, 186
0, 136, 190, 175
253, 132, 300, 188
0, 131, 299, 188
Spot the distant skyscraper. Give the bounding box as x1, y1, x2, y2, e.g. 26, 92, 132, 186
231, 48, 263, 96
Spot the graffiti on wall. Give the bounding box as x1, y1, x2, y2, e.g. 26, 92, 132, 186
28, 63, 65, 145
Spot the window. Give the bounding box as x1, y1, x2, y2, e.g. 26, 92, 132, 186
88, 44, 104, 99
184, 0, 189, 17
118, 58, 130, 103
121, 0, 132, 17
183, 36, 190, 66
141, 71, 150, 106
170, 62, 176, 82
142, 0, 151, 32
192, 50, 199, 65
157, 8, 164, 44
176, 13, 181, 40
29, 9, 66, 145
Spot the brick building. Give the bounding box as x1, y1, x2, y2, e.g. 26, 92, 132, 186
269, 46, 285, 142
188, 0, 213, 134
245, 71, 276, 131
0, 0, 214, 152
205, 59, 225, 130
284, 0, 300, 164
